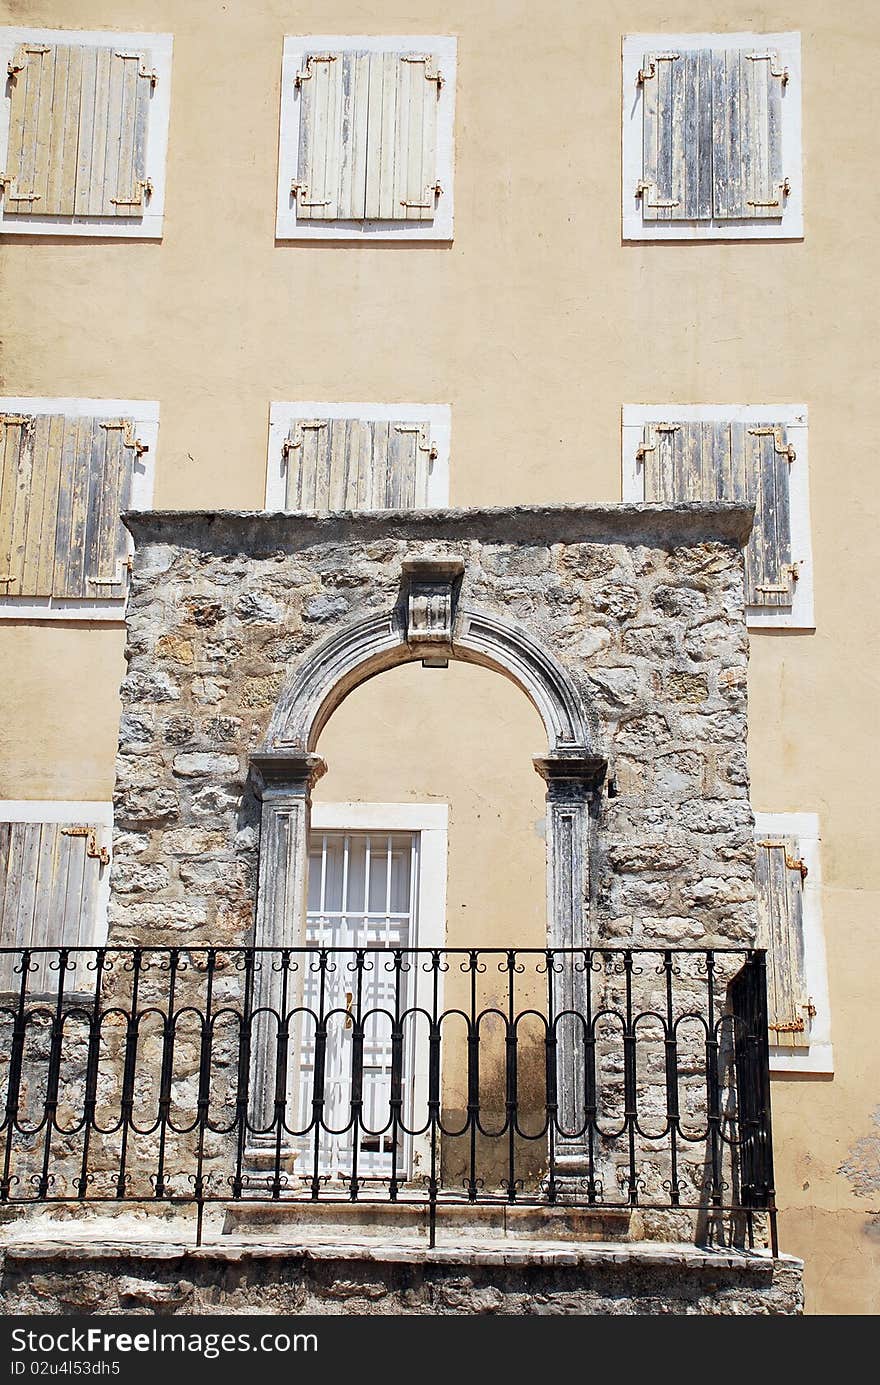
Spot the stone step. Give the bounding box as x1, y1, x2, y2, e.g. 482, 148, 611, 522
221, 1199, 633, 1243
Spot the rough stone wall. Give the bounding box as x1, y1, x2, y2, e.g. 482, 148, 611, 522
0, 1242, 804, 1316
111, 505, 755, 953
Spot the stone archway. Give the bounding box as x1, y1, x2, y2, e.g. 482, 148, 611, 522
247, 557, 606, 1153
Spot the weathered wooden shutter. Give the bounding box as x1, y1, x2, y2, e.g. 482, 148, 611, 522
639, 47, 787, 221
0, 413, 144, 599
639, 419, 795, 607
640, 50, 713, 221
294, 51, 441, 221
755, 836, 811, 1047
2, 43, 154, 218
0, 821, 108, 991
283, 418, 434, 510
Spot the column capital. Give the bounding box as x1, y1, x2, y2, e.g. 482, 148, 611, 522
533, 753, 607, 800
248, 750, 327, 800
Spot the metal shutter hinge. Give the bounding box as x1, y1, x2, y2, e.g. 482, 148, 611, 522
290, 182, 332, 207
747, 177, 791, 209
110, 178, 154, 209
282, 421, 328, 459
0, 413, 35, 431
99, 420, 149, 455
637, 53, 680, 83
114, 52, 158, 87
394, 424, 438, 460
770, 1018, 805, 1033
89, 556, 133, 590
636, 423, 679, 459
747, 52, 789, 84
757, 840, 809, 877
294, 54, 337, 87
747, 425, 796, 461
636, 180, 680, 209
61, 827, 110, 866
7, 44, 50, 78
0, 176, 41, 202
401, 54, 445, 88
400, 182, 442, 209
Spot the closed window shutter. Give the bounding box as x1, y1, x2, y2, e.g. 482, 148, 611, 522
295, 51, 441, 222
0, 413, 143, 599
0, 821, 107, 991
639, 419, 795, 608
3, 43, 153, 218
754, 836, 811, 1048
641, 50, 713, 221
640, 47, 786, 222
284, 418, 434, 510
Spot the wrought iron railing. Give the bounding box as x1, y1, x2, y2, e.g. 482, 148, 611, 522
0, 946, 777, 1253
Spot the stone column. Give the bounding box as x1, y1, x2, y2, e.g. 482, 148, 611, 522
247, 750, 326, 1154
534, 753, 606, 1169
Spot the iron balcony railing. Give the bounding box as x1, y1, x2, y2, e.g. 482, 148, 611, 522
0, 945, 777, 1252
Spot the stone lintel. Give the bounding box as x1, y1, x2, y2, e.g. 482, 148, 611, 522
122, 502, 756, 555
248, 751, 327, 800
534, 753, 608, 799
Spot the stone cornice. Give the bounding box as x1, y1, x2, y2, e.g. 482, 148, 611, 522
122, 503, 756, 552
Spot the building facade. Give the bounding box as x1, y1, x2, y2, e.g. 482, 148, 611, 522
0, 1, 877, 1315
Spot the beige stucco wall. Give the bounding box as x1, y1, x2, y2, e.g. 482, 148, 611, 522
1, 0, 878, 1313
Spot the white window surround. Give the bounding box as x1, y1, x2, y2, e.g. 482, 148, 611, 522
276, 35, 457, 241
621, 404, 813, 630
266, 401, 451, 509
621, 32, 803, 241
309, 801, 448, 956
0, 396, 158, 622
0, 799, 112, 948
754, 811, 832, 1076
0, 28, 173, 239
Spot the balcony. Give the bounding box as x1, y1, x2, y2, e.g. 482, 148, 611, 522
0, 944, 777, 1257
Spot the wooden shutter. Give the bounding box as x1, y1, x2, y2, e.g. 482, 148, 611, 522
0, 821, 108, 992
295, 51, 441, 222
283, 418, 434, 510
755, 836, 811, 1047
639, 419, 795, 608
2, 43, 153, 218
640, 47, 787, 222
0, 413, 143, 600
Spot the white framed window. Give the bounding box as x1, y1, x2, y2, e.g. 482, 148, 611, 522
0, 800, 112, 992
622, 405, 813, 630
622, 32, 803, 241
301, 802, 448, 1180
0, 396, 158, 621
266, 402, 451, 510
276, 35, 456, 241
0, 28, 173, 238
754, 812, 832, 1076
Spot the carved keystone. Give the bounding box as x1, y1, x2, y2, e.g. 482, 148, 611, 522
400, 557, 464, 650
